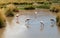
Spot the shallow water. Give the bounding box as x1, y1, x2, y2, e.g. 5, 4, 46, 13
1, 11, 60, 38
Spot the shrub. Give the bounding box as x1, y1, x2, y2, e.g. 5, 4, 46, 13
56, 13, 60, 26
50, 4, 60, 13
5, 4, 17, 17
0, 19, 6, 28
44, 2, 51, 5
6, 4, 16, 11
19, 2, 33, 5
36, 4, 50, 9
36, 2, 51, 9
13, 2, 20, 5
13, 8, 19, 12
56, 16, 60, 23
0, 11, 6, 28
5, 9, 14, 17
58, 21, 60, 26
50, 7, 59, 13
52, 0, 60, 3
37, 2, 44, 4
24, 6, 35, 10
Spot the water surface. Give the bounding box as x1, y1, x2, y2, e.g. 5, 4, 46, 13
2, 10, 60, 38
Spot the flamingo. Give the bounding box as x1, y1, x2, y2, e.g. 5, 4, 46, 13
35, 12, 37, 14
50, 19, 55, 27
34, 12, 38, 18
16, 14, 20, 24
25, 18, 31, 29
40, 21, 44, 31
25, 18, 31, 22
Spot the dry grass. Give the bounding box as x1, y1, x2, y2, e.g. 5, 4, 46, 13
0, 9, 6, 28
0, 9, 6, 38
0, 9, 6, 21
6, 4, 16, 10
0, 0, 45, 4
57, 12, 60, 16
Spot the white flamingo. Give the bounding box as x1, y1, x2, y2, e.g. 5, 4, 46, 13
25, 18, 31, 28
35, 12, 38, 18
40, 21, 44, 31
50, 19, 55, 27
40, 21, 44, 25
35, 12, 37, 14
16, 14, 20, 24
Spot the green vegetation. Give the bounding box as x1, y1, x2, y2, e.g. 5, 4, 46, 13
56, 16, 60, 23
51, 0, 60, 3
0, 0, 60, 10
5, 4, 19, 17
24, 6, 35, 10
0, 19, 6, 28
16, 2, 51, 10
50, 3, 60, 13
13, 2, 33, 5
0, 12, 6, 28
36, 5, 50, 9
5, 9, 14, 17
56, 13, 60, 26
36, 2, 50, 9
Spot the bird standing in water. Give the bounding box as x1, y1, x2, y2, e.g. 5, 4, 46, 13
16, 14, 20, 24
40, 21, 44, 31
35, 12, 37, 14
35, 12, 38, 18
50, 19, 55, 27
25, 18, 31, 28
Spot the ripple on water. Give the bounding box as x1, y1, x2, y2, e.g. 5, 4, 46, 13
2, 13, 60, 38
